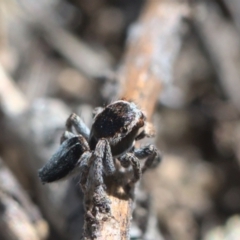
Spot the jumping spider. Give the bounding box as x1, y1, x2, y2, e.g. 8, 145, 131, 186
38, 100, 161, 214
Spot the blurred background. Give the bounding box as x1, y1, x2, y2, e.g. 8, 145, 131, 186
0, 0, 240, 240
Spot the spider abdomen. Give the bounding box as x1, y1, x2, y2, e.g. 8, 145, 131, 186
38, 136, 89, 183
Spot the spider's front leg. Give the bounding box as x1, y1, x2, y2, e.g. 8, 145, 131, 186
119, 153, 141, 186
86, 139, 115, 214
60, 130, 75, 143
65, 113, 90, 140
77, 151, 92, 192
119, 145, 161, 186
60, 112, 90, 144
134, 144, 162, 172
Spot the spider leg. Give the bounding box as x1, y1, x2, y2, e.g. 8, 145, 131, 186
38, 135, 90, 183
60, 130, 75, 143
77, 151, 92, 192
134, 144, 162, 173
102, 139, 115, 176
86, 139, 113, 213
66, 113, 90, 140
119, 153, 141, 185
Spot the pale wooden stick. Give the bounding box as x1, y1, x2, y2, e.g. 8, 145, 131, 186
83, 0, 190, 239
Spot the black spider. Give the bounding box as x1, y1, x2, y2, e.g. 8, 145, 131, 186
38, 100, 161, 213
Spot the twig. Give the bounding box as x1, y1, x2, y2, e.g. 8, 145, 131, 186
119, 0, 190, 118
82, 0, 190, 239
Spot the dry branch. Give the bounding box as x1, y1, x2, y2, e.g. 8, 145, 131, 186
119, 0, 190, 118
82, 0, 190, 239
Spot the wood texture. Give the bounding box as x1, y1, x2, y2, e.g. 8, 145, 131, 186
83, 0, 190, 239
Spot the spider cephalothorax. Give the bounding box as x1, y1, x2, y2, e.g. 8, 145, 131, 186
38, 100, 161, 213
89, 100, 145, 156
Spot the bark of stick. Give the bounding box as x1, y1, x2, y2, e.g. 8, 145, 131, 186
119, 0, 190, 118
83, 0, 190, 239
